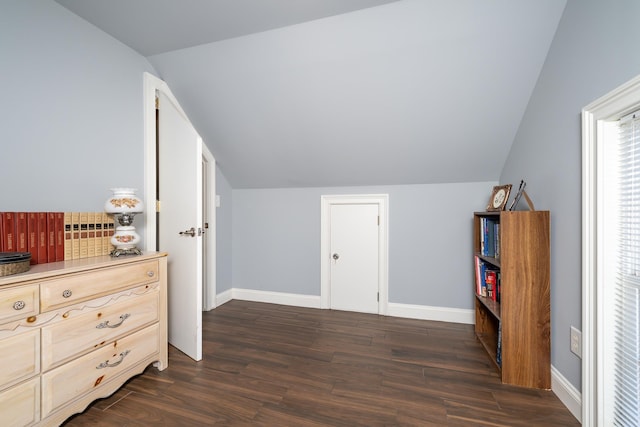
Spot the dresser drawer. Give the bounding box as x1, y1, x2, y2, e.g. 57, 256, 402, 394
0, 329, 39, 391
0, 285, 39, 324
40, 259, 159, 311
41, 323, 159, 417
42, 286, 159, 371
0, 377, 40, 427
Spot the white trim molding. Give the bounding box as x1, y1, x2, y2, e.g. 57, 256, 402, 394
217, 290, 474, 325
387, 302, 474, 324
552, 365, 582, 423
320, 194, 389, 314
582, 73, 640, 427
230, 289, 321, 309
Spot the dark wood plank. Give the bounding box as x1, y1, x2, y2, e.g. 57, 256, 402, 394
63, 300, 579, 426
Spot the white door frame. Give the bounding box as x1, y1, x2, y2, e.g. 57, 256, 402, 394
202, 144, 216, 311
142, 71, 216, 302
320, 194, 389, 314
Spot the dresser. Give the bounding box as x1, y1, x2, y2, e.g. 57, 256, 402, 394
0, 252, 168, 426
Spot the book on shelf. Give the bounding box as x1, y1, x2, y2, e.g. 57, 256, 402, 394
480, 217, 500, 258
55, 212, 64, 262
79, 212, 89, 259
15, 212, 28, 254
0, 211, 116, 264
71, 212, 80, 260
1, 212, 16, 252
474, 255, 482, 295
47, 212, 56, 263
87, 212, 96, 258
94, 215, 103, 257
64, 212, 72, 261
479, 260, 487, 297
37, 212, 48, 264
474, 255, 501, 302
485, 269, 497, 301
27, 213, 39, 264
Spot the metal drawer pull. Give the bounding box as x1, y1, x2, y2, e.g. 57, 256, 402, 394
96, 313, 131, 329
13, 300, 25, 310
147, 271, 155, 277
96, 349, 130, 369
62, 289, 72, 298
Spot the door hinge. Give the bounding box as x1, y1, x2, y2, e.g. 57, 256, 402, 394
377, 292, 379, 302
377, 216, 380, 226
156, 200, 161, 212
155, 96, 159, 109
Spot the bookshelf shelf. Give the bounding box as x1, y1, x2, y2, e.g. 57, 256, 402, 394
473, 210, 550, 389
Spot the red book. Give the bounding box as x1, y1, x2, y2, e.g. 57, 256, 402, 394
55, 212, 64, 261
2, 212, 16, 252
15, 212, 28, 254
0, 213, 3, 251
47, 213, 56, 262
37, 212, 48, 264
486, 270, 497, 302
27, 213, 39, 264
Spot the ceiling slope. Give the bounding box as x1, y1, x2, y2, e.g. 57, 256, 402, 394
55, 0, 401, 56
57, 0, 566, 189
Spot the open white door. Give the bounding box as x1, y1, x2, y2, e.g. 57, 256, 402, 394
158, 91, 203, 361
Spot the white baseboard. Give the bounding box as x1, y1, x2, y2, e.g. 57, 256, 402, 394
215, 288, 233, 307
230, 288, 322, 309
387, 302, 475, 324
218, 289, 473, 324
551, 365, 582, 423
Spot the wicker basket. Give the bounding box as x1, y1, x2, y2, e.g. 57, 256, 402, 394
0, 252, 31, 277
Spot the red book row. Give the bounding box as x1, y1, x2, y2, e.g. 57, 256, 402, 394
0, 212, 116, 265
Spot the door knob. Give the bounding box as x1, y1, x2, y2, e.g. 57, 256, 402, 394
332, 253, 340, 260
179, 227, 196, 237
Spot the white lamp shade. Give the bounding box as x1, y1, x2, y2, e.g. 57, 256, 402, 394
104, 188, 143, 214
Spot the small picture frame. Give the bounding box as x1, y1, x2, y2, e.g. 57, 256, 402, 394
486, 184, 512, 211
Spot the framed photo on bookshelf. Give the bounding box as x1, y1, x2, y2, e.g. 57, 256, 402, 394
486, 184, 512, 211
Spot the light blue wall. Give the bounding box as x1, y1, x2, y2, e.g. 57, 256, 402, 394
0, 0, 157, 212
232, 182, 493, 307
500, 0, 640, 391
215, 166, 233, 292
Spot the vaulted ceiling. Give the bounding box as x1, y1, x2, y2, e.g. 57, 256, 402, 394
56, 0, 566, 189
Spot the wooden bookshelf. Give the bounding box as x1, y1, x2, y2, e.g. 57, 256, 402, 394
473, 210, 550, 389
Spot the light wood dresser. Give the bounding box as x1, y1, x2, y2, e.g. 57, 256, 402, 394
0, 252, 168, 426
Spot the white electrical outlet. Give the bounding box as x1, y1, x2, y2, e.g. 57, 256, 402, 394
570, 326, 582, 358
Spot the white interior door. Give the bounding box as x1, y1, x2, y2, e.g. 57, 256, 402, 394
330, 203, 380, 314
158, 91, 203, 361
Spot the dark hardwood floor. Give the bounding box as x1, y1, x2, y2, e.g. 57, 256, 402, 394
63, 300, 579, 426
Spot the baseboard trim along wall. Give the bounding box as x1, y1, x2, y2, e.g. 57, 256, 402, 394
551, 365, 582, 423
229, 288, 322, 309
218, 289, 474, 323
387, 302, 475, 324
